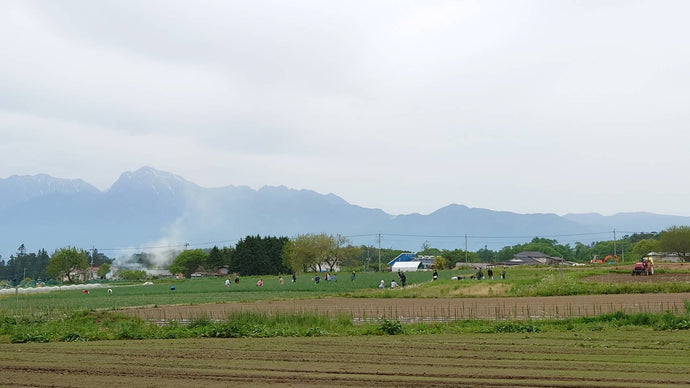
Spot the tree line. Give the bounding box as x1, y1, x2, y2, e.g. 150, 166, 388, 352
3, 226, 690, 283
0, 244, 112, 284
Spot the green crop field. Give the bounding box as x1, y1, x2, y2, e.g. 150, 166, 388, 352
0, 270, 439, 316
5, 266, 690, 317
2, 265, 690, 387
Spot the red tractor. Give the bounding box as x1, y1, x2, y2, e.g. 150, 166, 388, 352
632, 259, 653, 276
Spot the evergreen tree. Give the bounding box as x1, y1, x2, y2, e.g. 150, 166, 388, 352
232, 235, 289, 276
207, 246, 225, 271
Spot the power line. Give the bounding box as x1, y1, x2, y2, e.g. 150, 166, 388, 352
385, 231, 619, 239
342, 233, 379, 238
86, 229, 637, 254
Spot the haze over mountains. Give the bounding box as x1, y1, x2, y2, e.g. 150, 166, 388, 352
1, 167, 688, 259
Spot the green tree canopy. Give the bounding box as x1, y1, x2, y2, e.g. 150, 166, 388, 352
87, 249, 113, 267
169, 249, 207, 278
495, 238, 577, 262
573, 242, 592, 262
476, 246, 496, 262
631, 239, 661, 261
346, 245, 404, 272
659, 226, 690, 262
337, 244, 365, 269
441, 249, 477, 265
117, 269, 147, 281
46, 247, 90, 282
281, 233, 354, 273
433, 256, 449, 269
622, 232, 659, 245
282, 233, 332, 273
231, 236, 288, 276
96, 263, 111, 278
1, 246, 51, 281
323, 234, 350, 272
417, 241, 442, 257
588, 239, 633, 260
206, 246, 225, 271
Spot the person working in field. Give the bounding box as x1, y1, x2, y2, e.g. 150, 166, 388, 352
476, 267, 484, 280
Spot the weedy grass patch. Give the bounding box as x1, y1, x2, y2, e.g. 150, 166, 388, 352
3, 307, 690, 344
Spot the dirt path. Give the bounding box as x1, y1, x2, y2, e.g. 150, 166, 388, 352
123, 293, 690, 322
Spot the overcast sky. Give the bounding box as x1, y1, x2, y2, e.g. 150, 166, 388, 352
2, 0, 689, 216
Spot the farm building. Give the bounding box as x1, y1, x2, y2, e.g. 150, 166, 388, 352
643, 252, 682, 262
415, 255, 436, 268
388, 253, 435, 269
391, 261, 423, 272
506, 251, 564, 266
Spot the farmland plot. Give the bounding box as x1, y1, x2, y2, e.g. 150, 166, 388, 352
125, 293, 690, 322
2, 330, 690, 387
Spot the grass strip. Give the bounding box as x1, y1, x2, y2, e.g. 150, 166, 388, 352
2, 307, 690, 344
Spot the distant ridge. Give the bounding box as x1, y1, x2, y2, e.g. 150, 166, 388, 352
1, 167, 689, 258
0, 174, 98, 212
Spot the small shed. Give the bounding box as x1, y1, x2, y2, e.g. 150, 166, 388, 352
391, 261, 423, 272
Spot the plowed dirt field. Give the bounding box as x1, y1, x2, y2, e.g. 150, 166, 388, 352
4, 332, 690, 387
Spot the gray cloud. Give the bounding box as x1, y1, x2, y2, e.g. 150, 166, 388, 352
2, 0, 690, 215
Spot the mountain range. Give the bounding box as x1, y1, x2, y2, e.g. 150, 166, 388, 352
1, 166, 689, 259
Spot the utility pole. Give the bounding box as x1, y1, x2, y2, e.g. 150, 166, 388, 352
465, 234, 468, 263
366, 246, 370, 272
90, 247, 96, 281
184, 242, 190, 250
378, 233, 382, 272
613, 229, 617, 258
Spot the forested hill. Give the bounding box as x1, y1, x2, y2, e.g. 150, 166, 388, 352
1, 167, 689, 258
